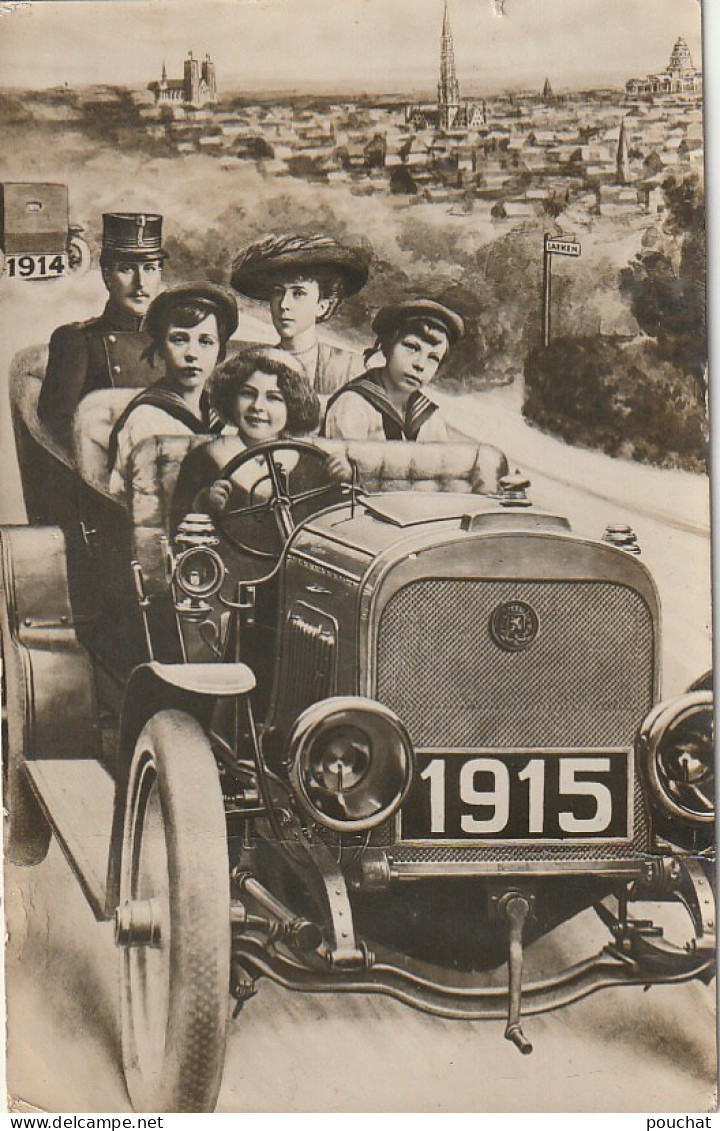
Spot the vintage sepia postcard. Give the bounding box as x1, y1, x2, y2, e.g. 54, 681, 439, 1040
0, 0, 714, 1115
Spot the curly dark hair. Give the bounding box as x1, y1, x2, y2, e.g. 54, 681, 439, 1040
207, 346, 321, 436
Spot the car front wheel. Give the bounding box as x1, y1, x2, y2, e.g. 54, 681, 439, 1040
118, 709, 231, 1113
0, 533, 52, 865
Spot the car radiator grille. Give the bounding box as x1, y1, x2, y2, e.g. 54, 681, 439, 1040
374, 579, 654, 863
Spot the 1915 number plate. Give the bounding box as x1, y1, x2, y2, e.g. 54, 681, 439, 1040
401, 750, 631, 842
6, 253, 67, 280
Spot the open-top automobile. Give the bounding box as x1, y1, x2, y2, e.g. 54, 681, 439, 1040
2, 343, 714, 1113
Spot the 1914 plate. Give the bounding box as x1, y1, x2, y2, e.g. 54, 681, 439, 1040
400, 749, 632, 843
6, 253, 67, 280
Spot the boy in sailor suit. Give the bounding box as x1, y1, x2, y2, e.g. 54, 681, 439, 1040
322, 299, 465, 442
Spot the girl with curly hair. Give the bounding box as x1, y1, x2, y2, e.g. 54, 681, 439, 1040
189, 346, 349, 517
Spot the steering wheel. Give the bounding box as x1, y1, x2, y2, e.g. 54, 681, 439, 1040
213, 440, 345, 561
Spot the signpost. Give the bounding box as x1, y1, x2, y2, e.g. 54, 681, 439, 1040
542, 233, 582, 347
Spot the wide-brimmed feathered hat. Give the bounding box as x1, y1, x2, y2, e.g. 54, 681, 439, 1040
143, 282, 239, 344
372, 299, 465, 344
230, 233, 370, 300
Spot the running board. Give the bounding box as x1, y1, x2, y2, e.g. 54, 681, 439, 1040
24, 760, 115, 921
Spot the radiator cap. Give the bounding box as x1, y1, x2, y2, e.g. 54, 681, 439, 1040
602, 523, 641, 554
499, 470, 532, 508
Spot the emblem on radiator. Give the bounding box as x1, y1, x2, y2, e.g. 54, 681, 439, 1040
489, 600, 539, 652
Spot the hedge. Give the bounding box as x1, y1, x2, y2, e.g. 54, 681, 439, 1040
523, 336, 708, 473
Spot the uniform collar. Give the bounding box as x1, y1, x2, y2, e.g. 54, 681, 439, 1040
101, 300, 145, 332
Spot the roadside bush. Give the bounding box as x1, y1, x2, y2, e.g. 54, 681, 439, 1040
523, 336, 708, 472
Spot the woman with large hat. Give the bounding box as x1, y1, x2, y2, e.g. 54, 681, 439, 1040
108, 282, 238, 495
322, 298, 465, 442
230, 233, 370, 397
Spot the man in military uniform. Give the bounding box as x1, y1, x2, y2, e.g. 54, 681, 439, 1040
38, 212, 167, 450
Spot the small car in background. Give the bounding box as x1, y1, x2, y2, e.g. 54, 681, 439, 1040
0, 182, 90, 280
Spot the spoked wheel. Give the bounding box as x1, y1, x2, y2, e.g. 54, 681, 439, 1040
215, 440, 344, 564
118, 710, 231, 1113
66, 235, 90, 275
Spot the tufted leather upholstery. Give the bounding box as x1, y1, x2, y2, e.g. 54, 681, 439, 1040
10, 344, 68, 466
128, 435, 213, 591
72, 388, 139, 495
316, 438, 508, 495
126, 434, 508, 593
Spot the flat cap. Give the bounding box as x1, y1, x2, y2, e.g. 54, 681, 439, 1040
372, 299, 465, 343
143, 282, 239, 342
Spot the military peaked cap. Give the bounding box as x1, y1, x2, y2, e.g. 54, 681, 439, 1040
102, 213, 168, 260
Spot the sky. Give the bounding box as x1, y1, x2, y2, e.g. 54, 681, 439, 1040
0, 0, 704, 95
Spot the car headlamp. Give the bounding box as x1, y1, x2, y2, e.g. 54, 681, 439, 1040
288, 697, 414, 832
174, 545, 226, 600
638, 690, 714, 830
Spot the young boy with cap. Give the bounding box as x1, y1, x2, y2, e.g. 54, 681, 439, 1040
322, 298, 465, 442
229, 233, 369, 397
107, 282, 238, 495
38, 212, 167, 449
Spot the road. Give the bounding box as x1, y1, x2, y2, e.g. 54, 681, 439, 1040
2, 275, 715, 1113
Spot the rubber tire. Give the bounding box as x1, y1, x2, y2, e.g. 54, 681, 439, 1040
67, 236, 90, 276
0, 597, 52, 865
119, 710, 231, 1113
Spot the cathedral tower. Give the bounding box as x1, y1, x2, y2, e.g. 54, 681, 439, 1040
668, 37, 694, 75
184, 51, 201, 106
201, 54, 217, 102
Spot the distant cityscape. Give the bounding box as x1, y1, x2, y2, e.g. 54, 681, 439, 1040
16, 1, 703, 227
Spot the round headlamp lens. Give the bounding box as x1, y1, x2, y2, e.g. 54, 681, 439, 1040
656, 713, 714, 815
308, 725, 371, 793
175, 546, 225, 599
639, 690, 714, 828
289, 698, 414, 832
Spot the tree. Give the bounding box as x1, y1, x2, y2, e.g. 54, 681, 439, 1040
619, 172, 706, 394
364, 133, 386, 170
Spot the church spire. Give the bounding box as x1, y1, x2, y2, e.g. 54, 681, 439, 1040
616, 117, 630, 184
438, 0, 460, 129
442, 0, 452, 38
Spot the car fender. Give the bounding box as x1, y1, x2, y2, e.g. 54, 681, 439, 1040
0, 524, 99, 762
106, 660, 255, 914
